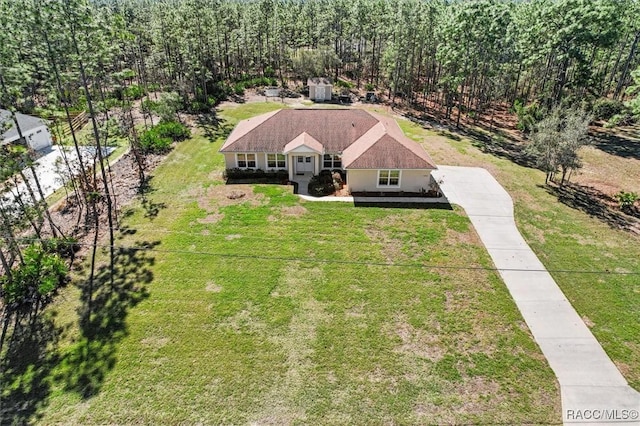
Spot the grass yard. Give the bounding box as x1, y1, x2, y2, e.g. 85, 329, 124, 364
395, 116, 640, 391
4, 104, 563, 424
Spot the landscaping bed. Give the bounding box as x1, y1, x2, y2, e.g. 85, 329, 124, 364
351, 190, 442, 198
224, 168, 289, 184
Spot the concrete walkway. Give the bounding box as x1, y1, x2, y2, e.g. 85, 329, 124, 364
432, 166, 640, 425
292, 173, 312, 196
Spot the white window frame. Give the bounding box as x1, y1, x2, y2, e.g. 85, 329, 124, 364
266, 153, 286, 169
236, 153, 257, 169
323, 153, 342, 169
377, 170, 401, 188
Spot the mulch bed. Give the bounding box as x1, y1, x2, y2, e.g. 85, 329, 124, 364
47, 150, 166, 257
350, 190, 442, 198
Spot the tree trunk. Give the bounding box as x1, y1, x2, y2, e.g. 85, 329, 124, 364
614, 31, 640, 100
68, 4, 116, 289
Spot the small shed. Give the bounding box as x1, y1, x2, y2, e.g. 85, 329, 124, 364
307, 77, 332, 102
1, 109, 53, 151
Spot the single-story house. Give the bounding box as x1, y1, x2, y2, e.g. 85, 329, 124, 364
307, 78, 332, 102
1, 109, 52, 151
220, 109, 437, 193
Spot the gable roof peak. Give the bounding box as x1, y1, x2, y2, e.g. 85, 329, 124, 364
283, 131, 323, 154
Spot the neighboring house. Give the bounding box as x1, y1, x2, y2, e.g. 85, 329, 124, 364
220, 109, 437, 193
1, 109, 53, 151
307, 78, 333, 102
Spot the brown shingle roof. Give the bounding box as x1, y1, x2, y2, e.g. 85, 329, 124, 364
220, 109, 378, 153
220, 109, 437, 170
348, 112, 437, 169
346, 135, 434, 169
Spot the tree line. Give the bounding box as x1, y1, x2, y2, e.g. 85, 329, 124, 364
3, 0, 640, 119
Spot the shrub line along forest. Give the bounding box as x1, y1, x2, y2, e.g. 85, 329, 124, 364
0, 0, 639, 423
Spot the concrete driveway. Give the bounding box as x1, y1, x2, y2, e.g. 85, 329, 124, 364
432, 166, 640, 425
2, 145, 114, 205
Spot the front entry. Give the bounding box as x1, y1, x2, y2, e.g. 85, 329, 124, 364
295, 156, 314, 174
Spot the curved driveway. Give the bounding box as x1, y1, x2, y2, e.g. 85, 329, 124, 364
432, 166, 640, 425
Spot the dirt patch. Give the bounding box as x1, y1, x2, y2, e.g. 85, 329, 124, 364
225, 234, 242, 240
205, 281, 222, 292
197, 184, 266, 212
219, 302, 266, 333
345, 303, 366, 319
388, 314, 444, 362
280, 205, 308, 217
450, 377, 504, 414
141, 335, 170, 348
444, 290, 467, 312
364, 213, 425, 263
445, 228, 480, 245
364, 227, 402, 263
198, 213, 224, 224
208, 170, 224, 181
412, 376, 506, 421
226, 190, 246, 200
582, 316, 595, 328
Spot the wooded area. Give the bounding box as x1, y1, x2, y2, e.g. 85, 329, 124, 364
1, 0, 640, 120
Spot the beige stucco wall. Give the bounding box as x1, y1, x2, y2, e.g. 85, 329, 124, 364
347, 169, 433, 192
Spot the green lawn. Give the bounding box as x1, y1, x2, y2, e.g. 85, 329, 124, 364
3, 104, 563, 424
397, 117, 640, 391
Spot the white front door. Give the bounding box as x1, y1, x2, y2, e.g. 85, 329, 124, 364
316, 86, 325, 101
296, 156, 313, 174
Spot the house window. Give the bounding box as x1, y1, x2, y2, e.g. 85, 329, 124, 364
266, 153, 286, 168
236, 153, 256, 168
323, 154, 342, 169
378, 170, 401, 187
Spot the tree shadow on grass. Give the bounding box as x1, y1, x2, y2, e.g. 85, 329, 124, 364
469, 131, 538, 169
58, 240, 158, 399
138, 176, 166, 220
0, 315, 65, 425
197, 113, 234, 143
405, 110, 539, 168
589, 128, 640, 160
543, 183, 640, 235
